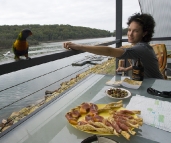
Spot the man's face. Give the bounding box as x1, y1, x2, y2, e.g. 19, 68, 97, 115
127, 21, 146, 45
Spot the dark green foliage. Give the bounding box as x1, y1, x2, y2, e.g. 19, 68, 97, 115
112, 28, 128, 36
0, 24, 112, 49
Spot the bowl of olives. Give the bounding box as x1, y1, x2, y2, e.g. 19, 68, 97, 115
106, 88, 131, 99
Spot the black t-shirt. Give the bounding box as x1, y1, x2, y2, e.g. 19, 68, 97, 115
119, 42, 163, 79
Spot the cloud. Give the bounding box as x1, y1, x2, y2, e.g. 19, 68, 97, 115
0, 0, 140, 31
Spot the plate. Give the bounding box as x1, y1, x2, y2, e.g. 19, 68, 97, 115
71, 104, 126, 135
106, 80, 122, 87
105, 88, 131, 99
121, 78, 142, 89
66, 102, 143, 140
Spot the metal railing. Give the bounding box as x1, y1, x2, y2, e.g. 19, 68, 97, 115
0, 37, 171, 76
0, 40, 117, 76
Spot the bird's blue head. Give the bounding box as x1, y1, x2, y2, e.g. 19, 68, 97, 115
18, 29, 32, 40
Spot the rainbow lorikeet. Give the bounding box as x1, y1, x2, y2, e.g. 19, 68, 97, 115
13, 29, 32, 60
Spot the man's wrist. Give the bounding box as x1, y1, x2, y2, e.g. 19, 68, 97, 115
125, 66, 132, 71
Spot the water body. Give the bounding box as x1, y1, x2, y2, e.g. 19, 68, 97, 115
0, 37, 120, 121
0, 37, 112, 62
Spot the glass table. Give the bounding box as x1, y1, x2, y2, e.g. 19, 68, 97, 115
0, 74, 171, 143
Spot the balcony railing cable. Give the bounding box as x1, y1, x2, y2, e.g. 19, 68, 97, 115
0, 58, 89, 93
0, 64, 90, 111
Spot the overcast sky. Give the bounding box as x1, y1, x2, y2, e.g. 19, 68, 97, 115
0, 0, 140, 32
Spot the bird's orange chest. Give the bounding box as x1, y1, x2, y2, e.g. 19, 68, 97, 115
14, 40, 28, 51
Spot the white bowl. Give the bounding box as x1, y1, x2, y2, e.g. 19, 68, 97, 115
121, 78, 142, 89
105, 88, 131, 99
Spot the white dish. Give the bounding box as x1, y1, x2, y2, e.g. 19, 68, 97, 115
121, 82, 140, 89
106, 80, 122, 87
121, 78, 142, 89
105, 88, 131, 99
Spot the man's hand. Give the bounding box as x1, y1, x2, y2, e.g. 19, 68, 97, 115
116, 67, 127, 72
116, 65, 133, 72
63, 42, 81, 50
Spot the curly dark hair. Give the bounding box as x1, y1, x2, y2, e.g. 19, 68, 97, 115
127, 13, 155, 42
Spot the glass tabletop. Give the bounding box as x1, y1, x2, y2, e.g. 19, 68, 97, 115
0, 74, 171, 143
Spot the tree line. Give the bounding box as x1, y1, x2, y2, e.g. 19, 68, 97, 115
0, 24, 113, 49
113, 28, 128, 36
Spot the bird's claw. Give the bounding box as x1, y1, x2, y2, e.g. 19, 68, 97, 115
26, 57, 31, 60
14, 57, 21, 61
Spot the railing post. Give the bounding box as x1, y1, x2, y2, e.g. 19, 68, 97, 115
115, 0, 123, 72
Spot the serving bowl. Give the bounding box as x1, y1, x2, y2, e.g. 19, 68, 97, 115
105, 87, 131, 99
121, 78, 142, 89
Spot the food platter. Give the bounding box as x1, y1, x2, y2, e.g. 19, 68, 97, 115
65, 101, 143, 140
71, 104, 124, 135
105, 88, 131, 99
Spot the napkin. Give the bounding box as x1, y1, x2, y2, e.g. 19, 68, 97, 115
126, 95, 171, 132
